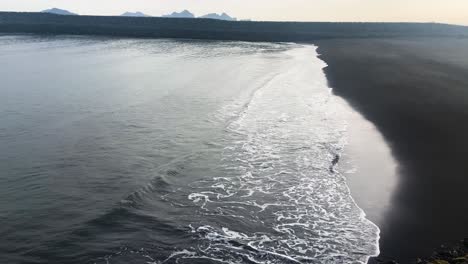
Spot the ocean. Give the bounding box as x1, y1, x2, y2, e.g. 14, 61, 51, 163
0, 36, 379, 264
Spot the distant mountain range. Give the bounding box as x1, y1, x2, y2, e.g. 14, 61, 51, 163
39, 8, 239, 21
199, 13, 236, 21
162, 10, 195, 18
120, 11, 149, 17
4, 12, 468, 42
41, 8, 77, 16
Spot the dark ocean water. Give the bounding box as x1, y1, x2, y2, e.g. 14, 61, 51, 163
0, 36, 379, 264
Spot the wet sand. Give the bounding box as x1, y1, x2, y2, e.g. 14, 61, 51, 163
337, 103, 398, 230
315, 38, 468, 263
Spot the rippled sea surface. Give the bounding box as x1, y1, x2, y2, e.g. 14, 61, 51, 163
0, 36, 379, 264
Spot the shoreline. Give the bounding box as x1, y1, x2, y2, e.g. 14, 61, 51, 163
315, 38, 468, 263
337, 100, 398, 263
316, 46, 388, 263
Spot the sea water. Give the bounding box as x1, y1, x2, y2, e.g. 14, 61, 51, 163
0, 36, 379, 264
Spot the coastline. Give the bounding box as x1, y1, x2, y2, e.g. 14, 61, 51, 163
335, 97, 399, 263
315, 45, 388, 263
1, 29, 467, 262
315, 38, 468, 262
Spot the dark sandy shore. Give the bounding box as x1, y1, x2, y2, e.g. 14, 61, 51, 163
315, 38, 468, 263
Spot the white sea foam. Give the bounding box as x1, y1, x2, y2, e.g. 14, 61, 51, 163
182, 45, 380, 263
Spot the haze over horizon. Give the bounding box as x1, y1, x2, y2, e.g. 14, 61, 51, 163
0, 0, 467, 25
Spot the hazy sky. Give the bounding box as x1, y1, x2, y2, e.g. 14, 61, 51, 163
1, 0, 467, 25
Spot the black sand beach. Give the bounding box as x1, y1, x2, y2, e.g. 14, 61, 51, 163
316, 38, 468, 263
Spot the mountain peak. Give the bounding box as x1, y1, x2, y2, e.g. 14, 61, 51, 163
41, 8, 77, 16
163, 10, 195, 18
121, 11, 149, 17
200, 12, 236, 21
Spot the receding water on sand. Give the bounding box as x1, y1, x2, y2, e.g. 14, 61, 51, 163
0, 36, 383, 263
337, 106, 399, 230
